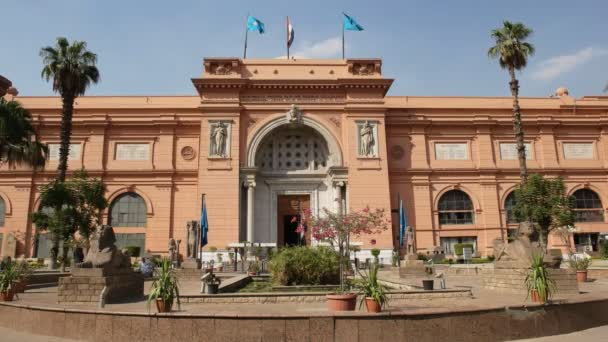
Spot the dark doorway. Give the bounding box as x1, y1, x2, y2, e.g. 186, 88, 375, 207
283, 214, 303, 246
277, 195, 310, 247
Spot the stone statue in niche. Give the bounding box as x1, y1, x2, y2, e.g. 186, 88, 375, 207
286, 104, 303, 124
211, 122, 228, 157
187, 220, 200, 259
359, 121, 375, 157
168, 238, 177, 263
406, 226, 416, 255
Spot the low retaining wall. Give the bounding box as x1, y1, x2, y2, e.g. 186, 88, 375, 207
482, 268, 579, 295
58, 269, 144, 304
180, 289, 472, 304
1, 298, 608, 341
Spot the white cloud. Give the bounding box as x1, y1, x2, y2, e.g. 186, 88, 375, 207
530, 47, 608, 81
276, 37, 343, 59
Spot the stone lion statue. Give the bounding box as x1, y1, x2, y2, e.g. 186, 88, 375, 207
76, 225, 131, 269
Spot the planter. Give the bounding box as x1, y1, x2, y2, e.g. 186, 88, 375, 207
326, 293, 357, 311
248, 272, 258, 277
530, 289, 546, 304
155, 298, 174, 313
576, 270, 588, 283
14, 280, 27, 293
207, 283, 219, 294
0, 291, 14, 302
365, 297, 381, 313
422, 279, 434, 291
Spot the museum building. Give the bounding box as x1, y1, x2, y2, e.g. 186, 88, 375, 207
1, 57, 608, 260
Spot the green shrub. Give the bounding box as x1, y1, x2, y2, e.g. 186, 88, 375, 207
487, 255, 496, 262
417, 253, 428, 261
454, 243, 474, 256
269, 246, 340, 286
600, 241, 608, 259
125, 246, 141, 257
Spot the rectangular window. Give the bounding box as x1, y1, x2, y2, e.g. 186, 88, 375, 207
499, 143, 531, 160
563, 143, 594, 160
435, 143, 467, 160
48, 144, 81, 161
115, 143, 149, 161
440, 237, 477, 255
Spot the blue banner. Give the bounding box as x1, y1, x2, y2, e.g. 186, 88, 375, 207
200, 196, 208, 247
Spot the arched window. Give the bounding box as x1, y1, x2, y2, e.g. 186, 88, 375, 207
109, 193, 147, 227
504, 192, 517, 224
572, 189, 604, 222
0, 197, 5, 227
438, 190, 474, 225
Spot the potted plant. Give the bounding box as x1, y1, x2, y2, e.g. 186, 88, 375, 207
248, 260, 260, 276
216, 253, 224, 271
0, 261, 19, 301
205, 273, 222, 294
147, 258, 180, 313
525, 251, 555, 303
568, 254, 591, 282
354, 260, 388, 313
304, 206, 389, 311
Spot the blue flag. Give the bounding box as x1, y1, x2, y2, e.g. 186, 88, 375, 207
247, 16, 265, 34
343, 13, 364, 31
200, 197, 208, 247
399, 197, 407, 248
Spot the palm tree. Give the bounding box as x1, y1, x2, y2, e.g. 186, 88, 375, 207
488, 21, 535, 182
40, 37, 99, 182
0, 98, 47, 168
40, 37, 99, 268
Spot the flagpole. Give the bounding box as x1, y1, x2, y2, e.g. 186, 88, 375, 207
286, 16, 290, 60
243, 14, 249, 59
342, 22, 345, 59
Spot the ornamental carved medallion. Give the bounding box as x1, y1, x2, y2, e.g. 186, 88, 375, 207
181, 146, 196, 160
390, 145, 405, 160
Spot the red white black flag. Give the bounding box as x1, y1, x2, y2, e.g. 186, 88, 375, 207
287, 16, 294, 49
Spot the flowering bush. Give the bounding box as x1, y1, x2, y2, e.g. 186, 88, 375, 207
304, 206, 389, 292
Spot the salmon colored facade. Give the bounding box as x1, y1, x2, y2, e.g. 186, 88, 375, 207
2, 58, 608, 260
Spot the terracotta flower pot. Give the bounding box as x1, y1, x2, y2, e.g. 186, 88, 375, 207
576, 270, 588, 283
0, 291, 14, 302
530, 289, 545, 304
15, 280, 27, 293
155, 297, 174, 313
365, 297, 381, 313
326, 293, 357, 311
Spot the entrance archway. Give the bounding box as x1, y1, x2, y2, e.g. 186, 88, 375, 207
242, 115, 346, 245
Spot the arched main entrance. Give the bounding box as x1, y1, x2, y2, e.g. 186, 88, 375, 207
242, 115, 347, 246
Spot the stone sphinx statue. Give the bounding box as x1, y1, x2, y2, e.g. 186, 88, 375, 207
493, 222, 562, 268
76, 225, 131, 269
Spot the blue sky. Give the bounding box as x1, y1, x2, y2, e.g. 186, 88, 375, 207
1, 0, 607, 97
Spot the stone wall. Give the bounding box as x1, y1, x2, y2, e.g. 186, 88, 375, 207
482, 268, 578, 295
181, 289, 472, 304
58, 271, 144, 303
2, 298, 608, 341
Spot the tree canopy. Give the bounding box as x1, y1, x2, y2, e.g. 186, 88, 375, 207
513, 174, 575, 246
488, 21, 535, 71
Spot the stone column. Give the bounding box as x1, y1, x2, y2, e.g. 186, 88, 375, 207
335, 181, 345, 215
246, 181, 256, 242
